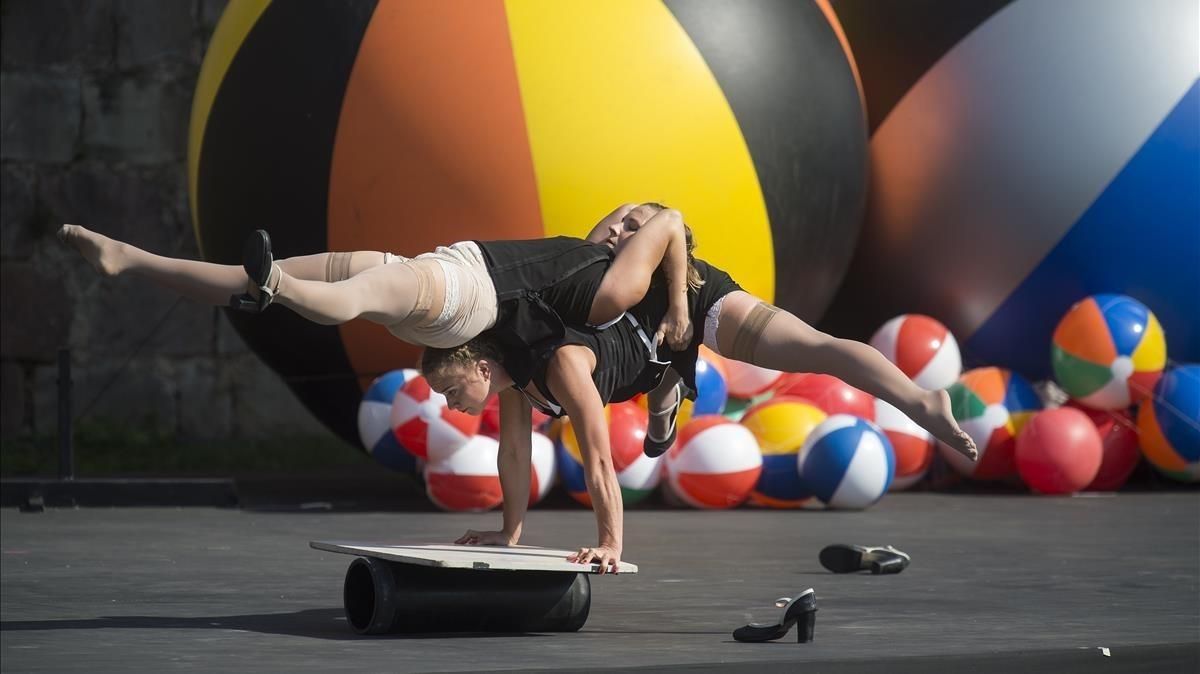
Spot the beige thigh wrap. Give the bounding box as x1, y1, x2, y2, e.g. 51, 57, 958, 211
388, 261, 436, 330
730, 301, 779, 362
385, 242, 498, 348
324, 252, 354, 283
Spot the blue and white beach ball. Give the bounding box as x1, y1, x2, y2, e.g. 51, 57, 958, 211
797, 415, 895, 509
356, 368, 419, 472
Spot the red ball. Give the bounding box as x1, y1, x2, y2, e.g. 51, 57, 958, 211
773, 373, 875, 420
1064, 402, 1141, 491
1015, 408, 1103, 495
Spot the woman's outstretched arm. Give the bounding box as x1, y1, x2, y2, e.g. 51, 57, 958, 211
496, 388, 534, 541
455, 387, 533, 547
545, 346, 624, 573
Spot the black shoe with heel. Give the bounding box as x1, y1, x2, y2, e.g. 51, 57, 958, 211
733, 588, 817, 643
819, 544, 911, 574
229, 229, 278, 313
643, 383, 682, 458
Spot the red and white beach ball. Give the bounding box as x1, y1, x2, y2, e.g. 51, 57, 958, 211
425, 435, 503, 512
557, 402, 656, 506
666, 415, 762, 509
390, 375, 480, 461
528, 431, 556, 507
480, 393, 552, 439
870, 314, 962, 390
874, 400, 935, 491
617, 452, 664, 505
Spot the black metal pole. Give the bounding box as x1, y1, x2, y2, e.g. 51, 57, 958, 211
57, 348, 73, 481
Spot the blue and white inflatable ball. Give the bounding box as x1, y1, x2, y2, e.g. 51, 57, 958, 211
797, 415, 895, 509
357, 369, 419, 473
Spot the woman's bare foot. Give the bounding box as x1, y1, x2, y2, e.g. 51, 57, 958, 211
57, 224, 127, 276
917, 389, 978, 461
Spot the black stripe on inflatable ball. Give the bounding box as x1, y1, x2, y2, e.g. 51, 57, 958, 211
829, 0, 1014, 133
197, 0, 380, 445
665, 0, 868, 323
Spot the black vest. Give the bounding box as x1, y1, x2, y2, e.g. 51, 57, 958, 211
475, 237, 613, 386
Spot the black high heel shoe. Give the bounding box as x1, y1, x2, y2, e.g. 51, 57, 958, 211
733, 588, 817, 643
229, 229, 279, 313
643, 382, 682, 458
819, 544, 911, 575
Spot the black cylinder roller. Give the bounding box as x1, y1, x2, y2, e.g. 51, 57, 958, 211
342, 556, 591, 634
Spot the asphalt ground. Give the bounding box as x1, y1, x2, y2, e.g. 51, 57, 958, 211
2, 493, 1197, 673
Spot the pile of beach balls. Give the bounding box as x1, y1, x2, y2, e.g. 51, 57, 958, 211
553, 352, 899, 512
928, 293, 1196, 494
1034, 294, 1197, 490
608, 315, 962, 512
656, 353, 900, 511
353, 354, 904, 512
357, 292, 1197, 512
356, 368, 555, 512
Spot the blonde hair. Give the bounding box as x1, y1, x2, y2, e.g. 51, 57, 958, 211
420, 337, 503, 381
641, 202, 705, 291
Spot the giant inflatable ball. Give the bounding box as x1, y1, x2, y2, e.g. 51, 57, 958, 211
822, 0, 1199, 379
189, 0, 867, 443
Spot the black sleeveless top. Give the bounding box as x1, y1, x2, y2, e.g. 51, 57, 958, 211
519, 315, 671, 418
474, 237, 612, 386
519, 259, 743, 418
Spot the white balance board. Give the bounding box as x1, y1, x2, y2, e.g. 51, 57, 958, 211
310, 541, 638, 574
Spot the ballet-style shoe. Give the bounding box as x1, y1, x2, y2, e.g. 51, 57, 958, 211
819, 544, 911, 575
643, 383, 682, 458
733, 588, 818, 643
230, 229, 279, 313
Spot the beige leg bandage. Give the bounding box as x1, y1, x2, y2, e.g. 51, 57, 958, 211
730, 301, 779, 363
324, 252, 354, 283
408, 260, 436, 316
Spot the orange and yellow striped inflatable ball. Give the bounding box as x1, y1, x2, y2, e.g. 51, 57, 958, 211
188, 0, 867, 445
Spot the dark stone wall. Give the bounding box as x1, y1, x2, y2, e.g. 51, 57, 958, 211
0, 0, 333, 442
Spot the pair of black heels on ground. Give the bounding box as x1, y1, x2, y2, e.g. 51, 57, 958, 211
732, 544, 911, 643
229, 229, 277, 313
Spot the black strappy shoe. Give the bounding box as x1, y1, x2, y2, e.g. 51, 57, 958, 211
733, 588, 818, 643
819, 544, 911, 575
229, 229, 278, 313
643, 382, 682, 458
